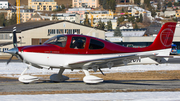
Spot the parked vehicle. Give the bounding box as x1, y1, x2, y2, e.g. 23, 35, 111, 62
170, 44, 178, 55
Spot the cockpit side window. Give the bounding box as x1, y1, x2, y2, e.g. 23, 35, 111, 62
44, 35, 67, 47
70, 37, 86, 49
89, 39, 104, 49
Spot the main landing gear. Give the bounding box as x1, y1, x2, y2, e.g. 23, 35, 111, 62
50, 68, 69, 82
82, 69, 103, 84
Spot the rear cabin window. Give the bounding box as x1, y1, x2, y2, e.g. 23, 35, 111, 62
89, 39, 104, 49
70, 37, 86, 49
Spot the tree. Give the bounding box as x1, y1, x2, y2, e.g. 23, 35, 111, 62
103, 0, 107, 9
134, 0, 140, 5
117, 16, 124, 25
102, 0, 116, 12
99, 0, 103, 5
128, 16, 135, 23
114, 27, 122, 37
61, 4, 65, 9
139, 14, 143, 23
167, 1, 172, 7
56, 6, 62, 11
6, 12, 17, 26
121, 8, 124, 13
107, 20, 112, 30
157, 0, 161, 10
84, 14, 91, 26
134, 22, 139, 29
97, 20, 105, 30
0, 13, 5, 26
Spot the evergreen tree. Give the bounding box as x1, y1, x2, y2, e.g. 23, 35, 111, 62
102, 0, 116, 12
122, 8, 124, 13
61, 4, 65, 9
6, 12, 17, 26
107, 20, 112, 30
103, 0, 107, 9
134, 23, 139, 29
0, 13, 5, 26
139, 14, 143, 23
97, 20, 105, 30
134, 0, 140, 5
99, 0, 103, 5
117, 16, 124, 25
128, 16, 135, 23
157, 0, 161, 10
114, 27, 122, 37
84, 14, 90, 26
167, 1, 172, 7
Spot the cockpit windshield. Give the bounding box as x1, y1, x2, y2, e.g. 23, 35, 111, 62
44, 35, 67, 47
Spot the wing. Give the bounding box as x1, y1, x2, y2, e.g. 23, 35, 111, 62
68, 53, 158, 69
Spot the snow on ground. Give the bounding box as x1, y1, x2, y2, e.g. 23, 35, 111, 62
1, 92, 180, 101
0, 62, 180, 77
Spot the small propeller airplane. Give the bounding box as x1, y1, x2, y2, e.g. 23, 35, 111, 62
1, 22, 177, 84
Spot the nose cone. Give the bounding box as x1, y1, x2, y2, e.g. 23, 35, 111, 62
5, 48, 19, 55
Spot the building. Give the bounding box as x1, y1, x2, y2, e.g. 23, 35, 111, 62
176, 9, 180, 18
83, 10, 114, 26
66, 8, 91, 21
28, 0, 57, 11
50, 13, 80, 23
30, 13, 43, 21
128, 6, 152, 21
0, 0, 8, 9
7, 9, 36, 23
0, 20, 105, 55
115, 0, 144, 4
72, 0, 99, 8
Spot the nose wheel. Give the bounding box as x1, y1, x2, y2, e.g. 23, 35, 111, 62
18, 65, 39, 84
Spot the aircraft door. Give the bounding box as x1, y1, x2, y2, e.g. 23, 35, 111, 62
69, 37, 87, 54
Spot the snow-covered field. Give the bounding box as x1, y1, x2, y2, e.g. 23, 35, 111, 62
0, 62, 180, 77
1, 62, 180, 100
1, 92, 180, 101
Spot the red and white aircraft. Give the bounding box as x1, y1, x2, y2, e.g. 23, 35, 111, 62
4, 22, 177, 84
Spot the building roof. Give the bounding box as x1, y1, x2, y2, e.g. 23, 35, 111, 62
0, 0, 8, 1
31, 0, 54, 2
31, 13, 42, 19
0, 20, 105, 33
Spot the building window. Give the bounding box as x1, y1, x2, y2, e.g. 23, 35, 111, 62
57, 29, 64, 34
0, 34, 11, 40
48, 29, 56, 34
74, 0, 77, 2
73, 29, 80, 34
3, 48, 8, 52
65, 29, 72, 34
49, 6, 52, 11
43, 6, 46, 10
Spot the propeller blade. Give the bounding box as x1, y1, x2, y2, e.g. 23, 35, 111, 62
7, 55, 14, 65
13, 27, 17, 48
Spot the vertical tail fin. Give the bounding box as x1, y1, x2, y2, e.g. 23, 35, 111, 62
145, 22, 177, 51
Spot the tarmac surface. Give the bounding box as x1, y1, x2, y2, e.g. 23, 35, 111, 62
0, 79, 180, 93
